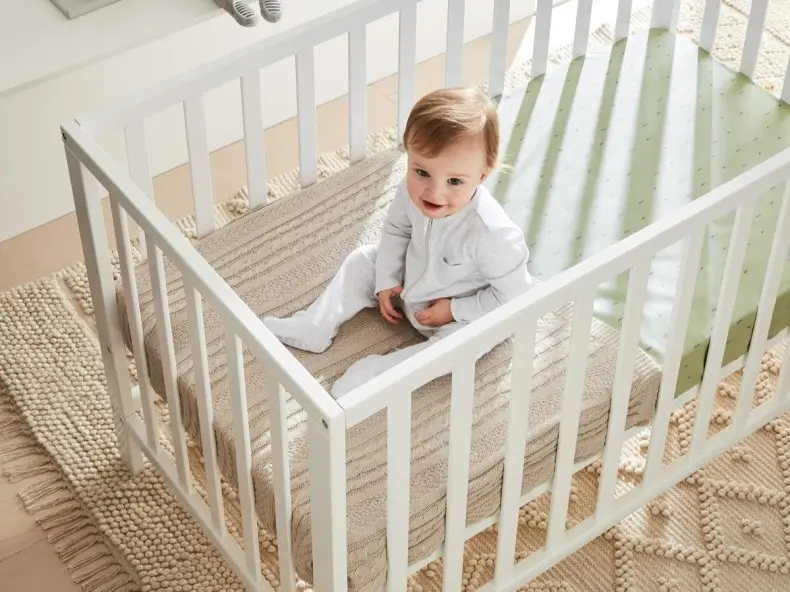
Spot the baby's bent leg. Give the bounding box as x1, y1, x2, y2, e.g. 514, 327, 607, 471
330, 323, 464, 397
264, 245, 379, 353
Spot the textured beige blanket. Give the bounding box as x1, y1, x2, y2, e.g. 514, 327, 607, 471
116, 149, 661, 591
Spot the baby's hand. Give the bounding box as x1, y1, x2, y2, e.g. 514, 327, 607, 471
415, 299, 454, 327
377, 286, 404, 325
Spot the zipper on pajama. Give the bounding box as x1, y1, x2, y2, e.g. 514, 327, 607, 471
401, 219, 433, 302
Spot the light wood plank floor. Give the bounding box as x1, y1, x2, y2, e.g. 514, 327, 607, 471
0, 20, 528, 589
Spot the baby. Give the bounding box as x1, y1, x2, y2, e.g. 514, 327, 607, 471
264, 87, 533, 396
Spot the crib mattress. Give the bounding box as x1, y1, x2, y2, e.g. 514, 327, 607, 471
116, 149, 661, 590
490, 27, 790, 396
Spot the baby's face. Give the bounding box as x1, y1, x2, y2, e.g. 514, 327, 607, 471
405, 138, 490, 219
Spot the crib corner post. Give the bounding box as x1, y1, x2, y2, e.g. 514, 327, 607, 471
63, 131, 145, 476
308, 408, 348, 591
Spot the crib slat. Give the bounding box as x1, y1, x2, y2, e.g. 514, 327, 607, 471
614, 0, 633, 41
386, 396, 412, 591
690, 202, 757, 457
124, 121, 154, 260
734, 183, 790, 429
348, 26, 367, 164
296, 49, 318, 188
740, 0, 770, 79
783, 59, 790, 104
225, 332, 262, 580
650, 0, 680, 31
643, 230, 705, 483
309, 415, 348, 591
269, 382, 296, 592
185, 284, 226, 533
442, 363, 476, 591
531, 0, 553, 79
699, 0, 722, 52
397, 0, 418, 142
445, 0, 465, 88
597, 262, 651, 516
546, 294, 594, 550
110, 198, 159, 452
488, 0, 511, 98
240, 71, 269, 209
183, 96, 215, 238
147, 242, 192, 491
573, 0, 593, 58
493, 316, 538, 585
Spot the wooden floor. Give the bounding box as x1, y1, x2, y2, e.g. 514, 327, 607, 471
0, 21, 528, 589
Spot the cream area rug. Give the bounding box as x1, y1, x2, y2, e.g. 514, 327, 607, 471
3, 0, 790, 590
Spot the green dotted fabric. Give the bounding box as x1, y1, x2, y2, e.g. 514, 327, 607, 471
487, 28, 790, 397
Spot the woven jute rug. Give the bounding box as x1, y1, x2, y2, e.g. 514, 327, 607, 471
3, 0, 790, 590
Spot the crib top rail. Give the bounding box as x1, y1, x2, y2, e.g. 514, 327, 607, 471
61, 119, 342, 424
77, 0, 420, 136
338, 141, 790, 427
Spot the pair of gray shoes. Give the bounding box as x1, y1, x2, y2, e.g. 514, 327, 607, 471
217, 0, 282, 27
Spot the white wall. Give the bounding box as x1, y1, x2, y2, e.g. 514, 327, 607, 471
0, 0, 533, 243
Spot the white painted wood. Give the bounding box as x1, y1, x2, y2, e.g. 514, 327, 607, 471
615, 0, 633, 41
784, 57, 790, 104
123, 120, 155, 260
531, 0, 553, 78
63, 122, 339, 423
269, 382, 297, 592
65, 148, 145, 475
308, 413, 349, 592
597, 262, 651, 516
147, 239, 193, 491
296, 49, 318, 187
487, 0, 511, 98
643, 229, 705, 483
442, 363, 477, 591
650, 0, 681, 31
225, 332, 262, 581
386, 396, 412, 591
183, 95, 215, 237
240, 71, 269, 209
493, 316, 537, 585
397, 0, 418, 142
185, 284, 226, 534
734, 183, 790, 429
348, 26, 367, 164
699, 0, 722, 52
740, 0, 770, 79
573, 0, 593, 58
110, 198, 160, 453
125, 416, 269, 592
546, 294, 594, 550
691, 202, 757, 457
445, 0, 465, 88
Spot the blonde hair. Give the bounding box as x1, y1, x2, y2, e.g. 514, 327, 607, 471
402, 87, 500, 170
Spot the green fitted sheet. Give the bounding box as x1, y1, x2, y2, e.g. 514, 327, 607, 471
486, 28, 790, 396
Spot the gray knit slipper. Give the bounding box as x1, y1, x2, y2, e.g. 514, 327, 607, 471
216, 0, 259, 26
259, 0, 282, 22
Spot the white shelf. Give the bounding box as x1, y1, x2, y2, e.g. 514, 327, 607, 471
0, 0, 226, 95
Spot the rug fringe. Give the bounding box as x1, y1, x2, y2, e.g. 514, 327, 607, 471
3, 457, 56, 482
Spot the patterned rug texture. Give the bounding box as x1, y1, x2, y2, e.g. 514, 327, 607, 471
3, 0, 790, 590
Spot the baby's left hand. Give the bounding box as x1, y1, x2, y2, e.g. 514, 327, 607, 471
415, 299, 454, 327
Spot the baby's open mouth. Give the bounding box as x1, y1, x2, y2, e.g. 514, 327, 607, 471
421, 200, 445, 212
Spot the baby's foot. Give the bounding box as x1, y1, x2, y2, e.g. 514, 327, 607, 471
259, 0, 282, 22
263, 313, 332, 354
215, 0, 259, 26
331, 355, 382, 397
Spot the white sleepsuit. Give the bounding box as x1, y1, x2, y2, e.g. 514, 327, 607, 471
263, 180, 533, 397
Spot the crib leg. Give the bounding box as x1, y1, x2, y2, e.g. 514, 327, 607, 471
65, 141, 145, 476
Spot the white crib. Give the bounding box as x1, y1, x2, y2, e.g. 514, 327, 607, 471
61, 0, 790, 589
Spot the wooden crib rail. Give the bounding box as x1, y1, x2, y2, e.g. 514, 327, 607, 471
61, 119, 348, 592
338, 141, 790, 590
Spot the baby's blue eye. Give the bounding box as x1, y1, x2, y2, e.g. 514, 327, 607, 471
448, 178, 463, 186
416, 168, 430, 177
